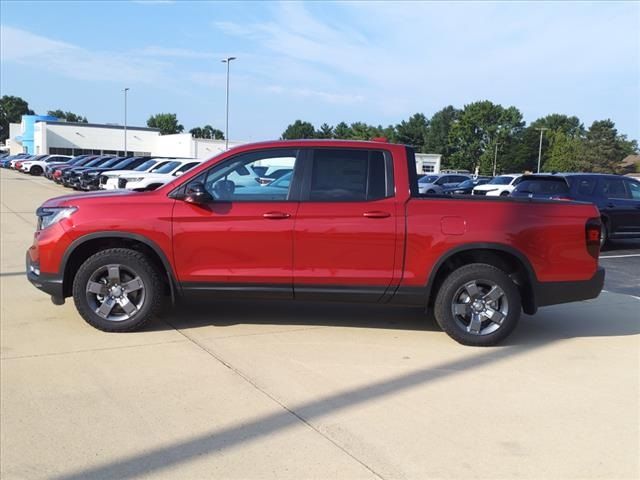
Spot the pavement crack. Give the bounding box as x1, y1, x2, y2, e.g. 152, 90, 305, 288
164, 319, 386, 480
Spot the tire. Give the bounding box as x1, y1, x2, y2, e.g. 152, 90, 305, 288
30, 165, 43, 176
427, 189, 436, 194
600, 220, 608, 248
500, 191, 510, 197
434, 263, 521, 346
72, 248, 164, 332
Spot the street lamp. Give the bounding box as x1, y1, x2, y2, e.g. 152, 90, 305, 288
493, 142, 500, 177
221, 56, 236, 150
536, 127, 548, 173
123, 88, 130, 155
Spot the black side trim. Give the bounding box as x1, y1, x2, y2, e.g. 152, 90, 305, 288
387, 286, 426, 306
60, 232, 179, 300
181, 283, 293, 299
534, 267, 605, 307
294, 285, 386, 303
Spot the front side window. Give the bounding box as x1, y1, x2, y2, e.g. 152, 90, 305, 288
201, 149, 298, 201
488, 176, 514, 185
308, 149, 391, 201
174, 162, 200, 176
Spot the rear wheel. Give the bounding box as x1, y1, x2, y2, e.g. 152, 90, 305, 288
30, 165, 43, 175
434, 263, 521, 346
500, 191, 510, 197
72, 248, 163, 332
600, 220, 608, 248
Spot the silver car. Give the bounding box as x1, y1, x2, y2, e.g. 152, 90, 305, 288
418, 173, 472, 194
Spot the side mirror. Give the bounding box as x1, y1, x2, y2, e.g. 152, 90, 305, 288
184, 182, 213, 204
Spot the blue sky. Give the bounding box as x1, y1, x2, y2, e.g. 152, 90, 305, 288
1, 1, 638, 141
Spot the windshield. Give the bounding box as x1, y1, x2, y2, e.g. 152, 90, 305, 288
152, 161, 181, 174
270, 172, 292, 189
100, 158, 124, 168
456, 179, 475, 188
110, 158, 134, 169
488, 176, 515, 185
84, 157, 111, 167
134, 160, 157, 171
419, 175, 439, 184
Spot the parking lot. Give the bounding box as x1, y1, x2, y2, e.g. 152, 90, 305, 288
1, 167, 638, 479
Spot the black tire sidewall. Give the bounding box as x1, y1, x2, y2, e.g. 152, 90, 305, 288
434, 263, 521, 346
30, 165, 43, 175
72, 249, 162, 332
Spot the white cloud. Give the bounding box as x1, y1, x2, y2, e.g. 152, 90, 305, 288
1, 25, 171, 85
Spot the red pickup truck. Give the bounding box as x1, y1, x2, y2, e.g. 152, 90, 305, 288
27, 140, 604, 346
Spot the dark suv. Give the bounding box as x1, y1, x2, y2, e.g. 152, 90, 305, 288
511, 174, 640, 245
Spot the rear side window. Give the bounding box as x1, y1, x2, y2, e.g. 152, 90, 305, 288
599, 178, 629, 199
575, 178, 597, 196
515, 179, 569, 194
308, 149, 392, 201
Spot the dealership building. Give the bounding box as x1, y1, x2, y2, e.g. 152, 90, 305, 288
7, 115, 240, 159
6, 115, 441, 172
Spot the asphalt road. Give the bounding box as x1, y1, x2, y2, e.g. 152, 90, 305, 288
1, 168, 639, 480
601, 239, 640, 298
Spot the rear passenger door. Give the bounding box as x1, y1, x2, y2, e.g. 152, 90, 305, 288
292, 148, 399, 302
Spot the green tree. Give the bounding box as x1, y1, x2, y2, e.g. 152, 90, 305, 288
543, 131, 585, 172
333, 122, 352, 139
281, 120, 316, 139
0, 95, 34, 143
47, 109, 88, 123
448, 101, 524, 174
189, 127, 203, 138
582, 119, 637, 173
395, 113, 429, 151
424, 106, 460, 160
316, 123, 334, 139
349, 122, 374, 140
147, 113, 184, 135
202, 125, 224, 139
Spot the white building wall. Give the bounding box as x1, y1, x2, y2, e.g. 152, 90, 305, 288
7, 123, 23, 154
415, 153, 442, 174
37, 122, 160, 154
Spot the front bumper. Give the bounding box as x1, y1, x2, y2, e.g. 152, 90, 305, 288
534, 267, 605, 308
26, 251, 64, 301
80, 178, 100, 190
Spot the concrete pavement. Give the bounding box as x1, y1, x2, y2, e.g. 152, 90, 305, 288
1, 168, 639, 479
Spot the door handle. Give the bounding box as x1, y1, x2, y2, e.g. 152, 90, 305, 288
263, 211, 291, 219
363, 211, 391, 219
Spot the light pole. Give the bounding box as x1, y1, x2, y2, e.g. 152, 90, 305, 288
221, 56, 236, 150
493, 142, 500, 177
536, 127, 548, 173
123, 88, 130, 155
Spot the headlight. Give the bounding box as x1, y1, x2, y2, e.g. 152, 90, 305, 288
125, 177, 143, 183
36, 206, 77, 230
85, 171, 99, 177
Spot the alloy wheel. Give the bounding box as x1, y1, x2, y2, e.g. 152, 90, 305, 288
451, 280, 509, 335
85, 264, 146, 321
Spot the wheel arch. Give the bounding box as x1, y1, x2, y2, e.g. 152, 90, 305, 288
425, 243, 539, 315
60, 232, 177, 301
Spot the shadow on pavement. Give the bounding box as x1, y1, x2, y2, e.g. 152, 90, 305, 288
142, 295, 640, 344
52, 343, 539, 480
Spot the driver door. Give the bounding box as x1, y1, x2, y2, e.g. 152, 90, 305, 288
172, 148, 300, 297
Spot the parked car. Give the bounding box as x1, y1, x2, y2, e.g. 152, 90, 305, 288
14, 154, 49, 170
443, 177, 493, 195
511, 173, 640, 245
19, 155, 73, 175
473, 174, 524, 196
418, 173, 472, 194
78, 156, 155, 191
117, 159, 202, 191
60, 156, 118, 187
1, 154, 31, 168
100, 158, 179, 190
50, 156, 100, 182
27, 140, 604, 346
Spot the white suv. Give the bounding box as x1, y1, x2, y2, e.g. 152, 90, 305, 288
473, 174, 524, 196
118, 159, 202, 191
100, 158, 175, 190
20, 155, 72, 175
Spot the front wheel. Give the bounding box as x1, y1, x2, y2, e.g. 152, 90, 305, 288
72, 248, 164, 332
434, 263, 521, 346
500, 191, 510, 197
